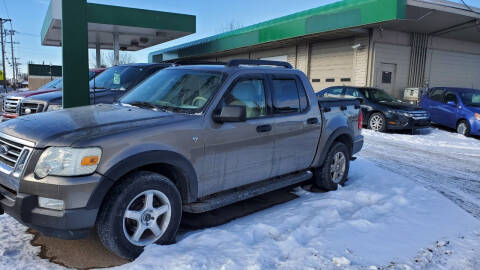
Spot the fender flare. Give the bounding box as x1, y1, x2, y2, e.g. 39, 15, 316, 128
87, 150, 198, 210
312, 127, 353, 168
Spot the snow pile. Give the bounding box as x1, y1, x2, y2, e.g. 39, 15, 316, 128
119, 159, 480, 270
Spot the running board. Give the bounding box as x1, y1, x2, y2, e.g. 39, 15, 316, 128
183, 170, 312, 213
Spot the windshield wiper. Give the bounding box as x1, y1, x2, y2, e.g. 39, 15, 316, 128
128, 101, 166, 111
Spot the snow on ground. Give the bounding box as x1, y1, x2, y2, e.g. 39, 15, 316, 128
1, 127, 480, 269
360, 128, 480, 218
117, 158, 480, 270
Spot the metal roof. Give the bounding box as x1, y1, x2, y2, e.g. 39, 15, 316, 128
149, 0, 406, 62
41, 0, 196, 51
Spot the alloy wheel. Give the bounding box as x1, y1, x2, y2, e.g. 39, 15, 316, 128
457, 123, 467, 135
330, 151, 346, 184
123, 190, 172, 246
370, 115, 384, 131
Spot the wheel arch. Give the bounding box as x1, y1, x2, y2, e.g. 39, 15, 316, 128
312, 127, 353, 168
87, 150, 199, 211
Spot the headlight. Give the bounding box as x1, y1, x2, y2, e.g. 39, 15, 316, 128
475, 113, 480, 121
47, 104, 63, 111
34, 147, 102, 178
394, 110, 412, 117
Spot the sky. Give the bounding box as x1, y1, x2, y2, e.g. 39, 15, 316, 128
0, 0, 479, 79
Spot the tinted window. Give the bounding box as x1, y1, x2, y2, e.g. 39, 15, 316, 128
429, 89, 445, 102
363, 88, 397, 102
323, 87, 343, 98
225, 79, 267, 119
344, 88, 360, 98
272, 79, 300, 113
445, 92, 458, 104
298, 82, 308, 112
90, 66, 147, 91
460, 90, 480, 107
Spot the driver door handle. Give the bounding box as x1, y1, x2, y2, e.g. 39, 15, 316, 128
256, 124, 272, 133
307, 118, 319, 124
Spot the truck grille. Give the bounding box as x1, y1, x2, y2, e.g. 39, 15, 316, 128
0, 133, 34, 177
3, 97, 22, 113
408, 111, 430, 120
19, 101, 46, 116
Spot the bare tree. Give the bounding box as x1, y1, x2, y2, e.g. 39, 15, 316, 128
217, 20, 244, 33
89, 51, 136, 68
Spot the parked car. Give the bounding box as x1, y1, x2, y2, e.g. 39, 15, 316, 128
420, 87, 480, 136
317, 86, 430, 133
18, 63, 169, 116
2, 68, 106, 119
0, 60, 363, 259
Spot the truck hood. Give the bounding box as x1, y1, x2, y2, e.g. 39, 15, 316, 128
377, 101, 423, 111
7, 88, 61, 98
0, 104, 190, 147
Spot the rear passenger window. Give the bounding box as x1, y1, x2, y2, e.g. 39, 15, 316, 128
324, 87, 343, 98
272, 79, 300, 113
344, 88, 360, 98
429, 89, 445, 102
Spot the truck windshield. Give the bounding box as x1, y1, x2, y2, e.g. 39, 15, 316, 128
89, 66, 145, 91
460, 90, 480, 107
38, 78, 62, 90
362, 88, 398, 103
120, 69, 225, 113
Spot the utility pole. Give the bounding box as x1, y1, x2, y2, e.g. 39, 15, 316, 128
0, 18, 11, 92
7, 30, 17, 90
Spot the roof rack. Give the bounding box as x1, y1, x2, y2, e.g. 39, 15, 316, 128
227, 59, 293, 69
174, 60, 226, 66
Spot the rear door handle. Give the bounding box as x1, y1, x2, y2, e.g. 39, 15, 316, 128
307, 118, 319, 124
256, 124, 272, 133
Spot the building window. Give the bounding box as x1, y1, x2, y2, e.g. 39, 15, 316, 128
382, 71, 392, 84
326, 78, 335, 83
340, 78, 351, 82
312, 79, 321, 83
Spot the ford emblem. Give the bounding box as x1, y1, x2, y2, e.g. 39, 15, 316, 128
0, 145, 9, 155
25, 108, 32, 114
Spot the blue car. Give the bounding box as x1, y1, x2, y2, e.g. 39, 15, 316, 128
420, 87, 480, 136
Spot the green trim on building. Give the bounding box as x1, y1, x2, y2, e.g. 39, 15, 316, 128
86, 4, 196, 33
28, 64, 62, 77
40, 1, 53, 45
149, 0, 406, 62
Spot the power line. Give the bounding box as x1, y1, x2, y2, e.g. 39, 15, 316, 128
460, 0, 480, 15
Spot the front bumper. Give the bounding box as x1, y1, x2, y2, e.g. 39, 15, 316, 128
0, 173, 108, 239
386, 116, 430, 131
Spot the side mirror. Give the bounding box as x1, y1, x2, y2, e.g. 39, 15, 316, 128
213, 105, 247, 123
356, 98, 365, 104
447, 101, 456, 107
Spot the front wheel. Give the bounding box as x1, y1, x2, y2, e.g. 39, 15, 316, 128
314, 142, 350, 191
368, 112, 387, 132
457, 120, 470, 136
96, 171, 182, 260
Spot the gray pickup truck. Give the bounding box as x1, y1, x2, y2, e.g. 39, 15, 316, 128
0, 60, 363, 259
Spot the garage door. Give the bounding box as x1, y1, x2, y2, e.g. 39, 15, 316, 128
428, 49, 480, 89
309, 39, 354, 92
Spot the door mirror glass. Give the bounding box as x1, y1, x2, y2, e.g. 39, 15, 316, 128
213, 105, 247, 123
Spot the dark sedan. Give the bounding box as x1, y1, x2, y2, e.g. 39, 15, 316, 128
317, 86, 430, 133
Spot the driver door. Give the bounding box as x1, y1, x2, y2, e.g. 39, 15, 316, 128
201, 75, 275, 196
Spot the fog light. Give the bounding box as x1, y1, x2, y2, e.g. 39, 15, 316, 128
38, 197, 64, 210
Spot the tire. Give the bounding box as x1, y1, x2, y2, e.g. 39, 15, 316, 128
314, 142, 350, 191
96, 171, 182, 260
368, 112, 387, 132
457, 120, 470, 136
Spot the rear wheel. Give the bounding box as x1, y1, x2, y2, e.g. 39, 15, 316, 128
96, 171, 182, 260
457, 120, 470, 136
314, 142, 350, 191
368, 113, 387, 132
